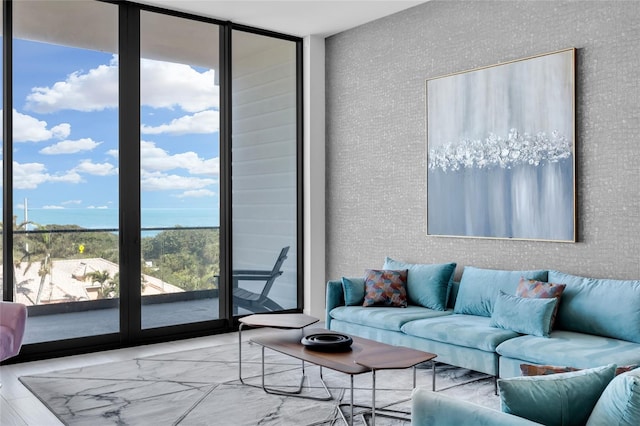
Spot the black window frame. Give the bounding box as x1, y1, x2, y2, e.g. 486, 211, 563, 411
1, 0, 303, 362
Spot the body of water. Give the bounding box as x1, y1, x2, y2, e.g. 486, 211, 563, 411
14, 208, 219, 230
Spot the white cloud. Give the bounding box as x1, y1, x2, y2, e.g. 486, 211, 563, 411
141, 110, 219, 135
24, 55, 218, 114
106, 149, 118, 158
13, 162, 49, 189
74, 160, 118, 176
141, 140, 219, 176
51, 123, 72, 139
13, 161, 83, 189
141, 59, 219, 112
43, 205, 64, 209
87, 205, 109, 209
141, 170, 216, 192
48, 172, 83, 184
62, 200, 82, 205
7, 109, 71, 142
25, 57, 119, 113
176, 189, 215, 199
39, 138, 102, 155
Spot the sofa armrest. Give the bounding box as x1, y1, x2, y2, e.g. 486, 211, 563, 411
325, 279, 346, 329
411, 387, 541, 426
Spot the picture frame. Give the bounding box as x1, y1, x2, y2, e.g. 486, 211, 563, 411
426, 48, 576, 242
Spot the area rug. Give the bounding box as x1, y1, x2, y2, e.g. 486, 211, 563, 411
20, 337, 499, 425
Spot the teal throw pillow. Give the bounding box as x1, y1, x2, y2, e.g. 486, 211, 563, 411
341, 277, 365, 306
383, 257, 456, 311
454, 266, 548, 317
363, 269, 408, 307
587, 367, 640, 426
491, 290, 558, 337
516, 278, 566, 329
499, 364, 617, 426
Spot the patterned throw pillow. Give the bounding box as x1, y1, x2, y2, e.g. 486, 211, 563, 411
516, 278, 566, 328
520, 364, 579, 376
520, 363, 639, 377
363, 269, 408, 307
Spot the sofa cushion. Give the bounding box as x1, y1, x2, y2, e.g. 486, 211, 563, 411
587, 367, 640, 426
363, 269, 408, 307
454, 266, 548, 317
497, 331, 640, 369
491, 291, 558, 337
383, 257, 456, 311
498, 364, 616, 426
342, 277, 365, 306
329, 305, 452, 332
411, 387, 542, 426
549, 270, 640, 343
401, 314, 520, 352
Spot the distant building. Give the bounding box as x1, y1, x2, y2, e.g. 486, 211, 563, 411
4, 258, 183, 306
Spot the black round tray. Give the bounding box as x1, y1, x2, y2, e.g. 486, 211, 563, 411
301, 333, 353, 352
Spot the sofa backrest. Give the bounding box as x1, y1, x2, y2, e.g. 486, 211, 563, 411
550, 270, 640, 343
454, 267, 548, 317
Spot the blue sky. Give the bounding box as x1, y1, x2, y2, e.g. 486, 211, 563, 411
5, 38, 220, 217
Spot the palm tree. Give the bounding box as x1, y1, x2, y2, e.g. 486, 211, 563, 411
87, 270, 117, 299
7, 216, 47, 303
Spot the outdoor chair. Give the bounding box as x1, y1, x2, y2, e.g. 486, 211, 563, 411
233, 246, 289, 313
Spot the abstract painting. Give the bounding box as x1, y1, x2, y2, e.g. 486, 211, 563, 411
427, 48, 576, 241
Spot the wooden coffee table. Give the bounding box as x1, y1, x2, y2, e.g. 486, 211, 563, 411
251, 328, 436, 425
237, 313, 319, 388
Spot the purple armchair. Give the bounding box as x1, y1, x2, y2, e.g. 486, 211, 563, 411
0, 301, 27, 363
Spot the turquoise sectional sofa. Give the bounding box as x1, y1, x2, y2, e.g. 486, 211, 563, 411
325, 261, 640, 384
411, 363, 640, 425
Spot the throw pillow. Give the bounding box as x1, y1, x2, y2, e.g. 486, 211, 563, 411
499, 364, 617, 426
454, 266, 548, 317
516, 278, 566, 328
363, 269, 408, 308
520, 364, 579, 376
341, 277, 365, 306
490, 291, 558, 337
383, 257, 456, 311
520, 363, 639, 377
587, 367, 640, 426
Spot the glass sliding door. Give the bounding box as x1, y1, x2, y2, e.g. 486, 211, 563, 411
11, 0, 119, 342
231, 30, 299, 315
1, 1, 301, 360
139, 11, 221, 328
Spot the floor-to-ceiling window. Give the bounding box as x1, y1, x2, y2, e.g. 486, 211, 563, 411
10, 0, 120, 343
1, 0, 301, 361
231, 29, 300, 315
139, 10, 221, 329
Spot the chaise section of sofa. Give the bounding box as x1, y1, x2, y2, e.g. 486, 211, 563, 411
413, 364, 640, 426
497, 270, 640, 378
411, 386, 540, 426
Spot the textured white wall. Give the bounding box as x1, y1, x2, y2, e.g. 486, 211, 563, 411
325, 1, 640, 282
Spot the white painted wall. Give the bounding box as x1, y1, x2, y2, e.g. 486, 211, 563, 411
303, 35, 326, 319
